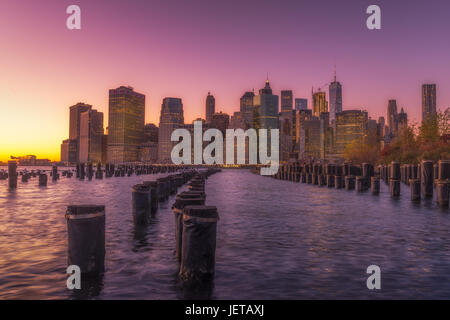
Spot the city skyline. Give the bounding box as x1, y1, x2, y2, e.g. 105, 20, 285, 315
2, 0, 450, 161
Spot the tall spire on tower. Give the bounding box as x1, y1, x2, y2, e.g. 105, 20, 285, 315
334, 63, 337, 82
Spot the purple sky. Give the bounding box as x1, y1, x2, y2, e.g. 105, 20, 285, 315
1, 0, 449, 159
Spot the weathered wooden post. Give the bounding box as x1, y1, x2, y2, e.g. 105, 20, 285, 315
172, 192, 206, 262
390, 161, 401, 198
66, 205, 105, 276
433, 164, 439, 188
96, 163, 103, 179
21, 173, 29, 183
179, 205, 219, 283
143, 181, 159, 214
409, 179, 421, 202
438, 160, 450, 181
38, 173, 47, 186
51, 165, 58, 182
421, 160, 434, 198
8, 161, 17, 189
132, 184, 151, 224
79, 163, 85, 180
362, 163, 372, 190
436, 181, 449, 208
436, 160, 450, 208
345, 175, 355, 191
334, 165, 344, 189
356, 176, 365, 192
157, 177, 169, 201
371, 176, 380, 195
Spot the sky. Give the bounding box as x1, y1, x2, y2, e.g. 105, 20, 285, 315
1, 0, 450, 161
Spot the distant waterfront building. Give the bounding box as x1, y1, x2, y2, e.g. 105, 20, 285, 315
299, 118, 321, 159
253, 79, 279, 130
158, 97, 184, 163
397, 108, 408, 133
69, 102, 92, 162
334, 110, 368, 156
143, 123, 159, 143
387, 100, 398, 136
329, 72, 342, 125
240, 91, 255, 128
10, 155, 51, 166
422, 84, 436, 122
211, 112, 230, 135
79, 109, 104, 163
205, 92, 215, 124
138, 141, 158, 163
107, 86, 145, 163
295, 98, 308, 111
60, 139, 77, 163
312, 89, 328, 118
295, 109, 313, 147
367, 118, 378, 146
280, 90, 293, 120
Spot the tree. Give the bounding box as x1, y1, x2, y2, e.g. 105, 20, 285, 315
344, 137, 379, 164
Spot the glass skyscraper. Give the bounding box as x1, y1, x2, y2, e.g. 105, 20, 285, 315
329, 73, 342, 125
158, 97, 184, 163
312, 90, 328, 118
295, 98, 308, 111
253, 79, 279, 130
422, 84, 436, 122
107, 86, 145, 164
205, 92, 215, 124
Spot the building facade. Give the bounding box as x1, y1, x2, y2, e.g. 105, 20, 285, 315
240, 91, 255, 128
60, 139, 77, 163
334, 110, 368, 156
253, 80, 279, 130
295, 98, 308, 111
107, 86, 146, 163
422, 84, 436, 122
205, 92, 215, 124
158, 97, 184, 163
329, 75, 342, 125
312, 90, 328, 118
79, 109, 104, 163
68, 102, 92, 162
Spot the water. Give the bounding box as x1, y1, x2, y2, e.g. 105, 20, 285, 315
0, 168, 449, 299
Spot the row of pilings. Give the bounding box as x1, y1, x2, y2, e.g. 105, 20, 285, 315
261, 160, 450, 208
65, 168, 221, 290
1, 161, 216, 189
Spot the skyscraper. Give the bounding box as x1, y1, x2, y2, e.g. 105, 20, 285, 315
79, 109, 104, 163
329, 71, 342, 125
422, 84, 436, 122
240, 91, 255, 128
397, 108, 408, 133
387, 99, 398, 136
60, 139, 77, 163
107, 86, 145, 163
69, 102, 92, 162
253, 79, 279, 130
281, 90, 293, 119
295, 98, 308, 111
211, 112, 230, 135
205, 92, 215, 124
312, 89, 328, 118
334, 110, 368, 156
158, 97, 184, 163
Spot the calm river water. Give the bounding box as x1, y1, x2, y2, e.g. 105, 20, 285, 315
0, 167, 449, 299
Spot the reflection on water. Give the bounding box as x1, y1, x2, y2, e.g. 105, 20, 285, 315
0, 167, 449, 299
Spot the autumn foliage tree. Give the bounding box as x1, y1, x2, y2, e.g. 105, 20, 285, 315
380, 108, 450, 164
